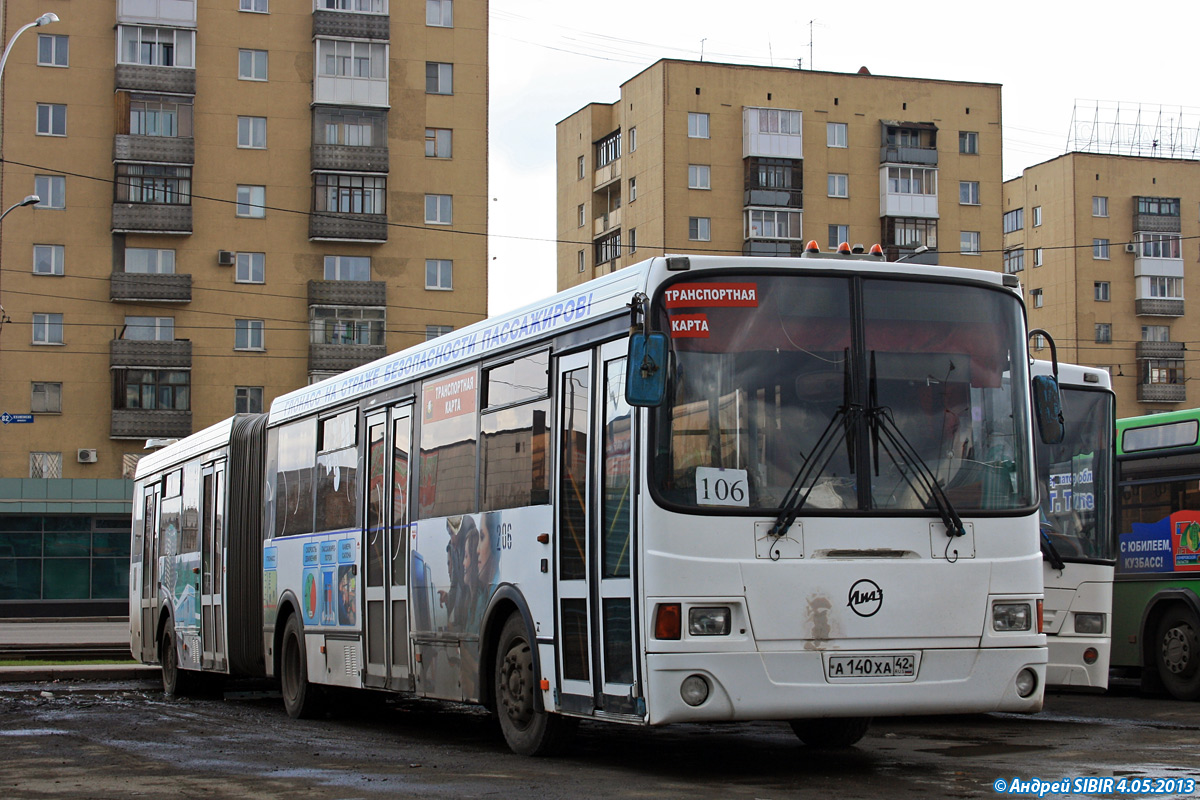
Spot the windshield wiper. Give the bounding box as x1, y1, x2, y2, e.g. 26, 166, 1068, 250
769, 404, 855, 538
1039, 514, 1067, 571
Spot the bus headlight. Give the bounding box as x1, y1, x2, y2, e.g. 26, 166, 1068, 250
1074, 613, 1105, 635
992, 602, 1032, 632
688, 606, 731, 636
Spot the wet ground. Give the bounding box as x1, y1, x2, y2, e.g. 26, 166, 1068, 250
0, 677, 1197, 799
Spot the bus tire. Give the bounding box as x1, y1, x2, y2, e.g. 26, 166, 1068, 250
281, 615, 324, 719
1154, 607, 1200, 701
494, 613, 577, 756
788, 717, 871, 748
160, 626, 190, 697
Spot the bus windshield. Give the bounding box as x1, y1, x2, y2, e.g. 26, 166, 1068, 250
1038, 387, 1116, 561
650, 272, 1033, 515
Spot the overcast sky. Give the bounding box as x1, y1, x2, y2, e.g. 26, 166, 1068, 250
485, 0, 1200, 316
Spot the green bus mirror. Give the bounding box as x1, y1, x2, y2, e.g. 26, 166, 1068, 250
626, 332, 668, 407
1032, 374, 1065, 445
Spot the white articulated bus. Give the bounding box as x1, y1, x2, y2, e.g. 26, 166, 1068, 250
1031, 360, 1115, 689
132, 247, 1058, 755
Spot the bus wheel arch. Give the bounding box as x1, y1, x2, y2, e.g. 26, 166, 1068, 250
478, 585, 540, 713
493, 610, 578, 756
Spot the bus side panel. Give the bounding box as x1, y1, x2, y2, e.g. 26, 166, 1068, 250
1111, 579, 1200, 668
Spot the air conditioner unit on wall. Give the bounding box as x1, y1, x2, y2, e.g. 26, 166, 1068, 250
1125, 242, 1137, 254
217, 250, 235, 266
77, 449, 98, 463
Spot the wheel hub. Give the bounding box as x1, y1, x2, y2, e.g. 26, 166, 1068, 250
1162, 625, 1194, 675
499, 645, 534, 729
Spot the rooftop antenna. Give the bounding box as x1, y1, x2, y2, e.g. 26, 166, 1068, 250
700, 38, 706, 62
809, 19, 815, 70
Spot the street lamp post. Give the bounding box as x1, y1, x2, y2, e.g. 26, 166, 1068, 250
0, 13, 60, 80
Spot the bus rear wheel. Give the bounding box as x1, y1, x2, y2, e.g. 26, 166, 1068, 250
1155, 607, 1200, 701
494, 613, 577, 756
281, 614, 324, 718
789, 717, 871, 748
160, 626, 189, 697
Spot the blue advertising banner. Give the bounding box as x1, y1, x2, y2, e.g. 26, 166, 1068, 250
1119, 520, 1174, 574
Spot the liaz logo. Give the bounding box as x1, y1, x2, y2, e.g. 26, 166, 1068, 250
847, 579, 883, 617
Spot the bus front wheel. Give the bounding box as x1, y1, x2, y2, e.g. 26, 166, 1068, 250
789, 717, 871, 748
1155, 607, 1200, 701
160, 626, 189, 697
494, 613, 577, 756
281, 615, 324, 718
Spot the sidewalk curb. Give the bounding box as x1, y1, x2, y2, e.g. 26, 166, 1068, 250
0, 664, 161, 684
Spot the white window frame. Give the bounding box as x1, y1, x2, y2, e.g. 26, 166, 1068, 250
34, 175, 65, 209
426, 61, 453, 94
241, 0, 269, 10
959, 180, 980, 206
577, 250, 585, 273
37, 34, 68, 67
1094, 281, 1110, 302
629, 228, 637, 254
118, 26, 195, 69
688, 112, 709, 139
318, 0, 388, 11
425, 194, 452, 225
960, 231, 981, 255
33, 244, 64, 276
31, 382, 62, 414
1033, 248, 1043, 267
959, 131, 978, 154
238, 49, 268, 81
237, 116, 267, 148
1033, 206, 1042, 227
1031, 289, 1044, 309
577, 204, 585, 228
1095, 323, 1112, 344
689, 217, 711, 242
235, 319, 265, 351
235, 386, 264, 413
32, 313, 63, 345
828, 173, 848, 198
123, 316, 175, 342
828, 224, 849, 249
236, 252, 265, 284
426, 0, 452, 26
629, 126, 637, 152
36, 103, 66, 137
1093, 238, 1110, 260
237, 185, 266, 218
425, 127, 452, 158
125, 248, 175, 274
826, 122, 847, 148
1093, 196, 1108, 217
745, 208, 802, 240
425, 258, 453, 290
629, 176, 637, 202
324, 255, 371, 281
887, 166, 937, 196
318, 39, 388, 80
688, 164, 711, 190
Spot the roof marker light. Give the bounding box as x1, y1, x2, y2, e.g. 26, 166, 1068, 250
837, 242, 852, 255
805, 240, 821, 253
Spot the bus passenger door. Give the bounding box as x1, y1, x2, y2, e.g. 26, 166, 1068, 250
200, 463, 226, 671
135, 483, 160, 662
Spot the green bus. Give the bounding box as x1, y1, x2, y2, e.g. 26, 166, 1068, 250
1114, 408, 1200, 699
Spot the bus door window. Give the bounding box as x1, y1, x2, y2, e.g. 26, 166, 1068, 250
365, 416, 387, 682
391, 407, 412, 684
557, 357, 591, 695
599, 350, 636, 697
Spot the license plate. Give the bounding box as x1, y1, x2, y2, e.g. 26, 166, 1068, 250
826, 653, 917, 680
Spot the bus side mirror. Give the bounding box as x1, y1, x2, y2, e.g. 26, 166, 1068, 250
1031, 374, 1065, 445
626, 332, 668, 407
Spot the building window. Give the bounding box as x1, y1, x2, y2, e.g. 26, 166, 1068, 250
240, 0, 268, 11
322, 0, 387, 10
1137, 196, 1180, 217
595, 231, 622, 264
426, 61, 453, 94
236, 252, 265, 283
119, 26, 195, 68
959, 131, 978, 154
237, 185, 266, 217
629, 126, 637, 152
1003, 208, 1024, 233
31, 382, 62, 414
324, 255, 371, 281
596, 131, 621, 167
114, 369, 190, 410
1093, 196, 1108, 217
577, 155, 585, 180
827, 173, 848, 198
33, 245, 64, 276
1143, 325, 1171, 342
314, 173, 386, 214
1144, 360, 1183, 386
1033, 206, 1042, 227
37, 34, 68, 67
745, 208, 801, 240
688, 164, 711, 190
1095, 281, 1110, 301
30, 452, 62, 479
1148, 276, 1184, 299
1033, 248, 1043, 267
577, 250, 585, 273
629, 176, 637, 201
124, 93, 193, 137
886, 166, 936, 196
689, 217, 711, 242
238, 49, 268, 80
629, 228, 637, 253
235, 386, 264, 413
425, 194, 452, 225
960, 231, 981, 255
1093, 238, 1109, 260
238, 116, 267, 148
688, 112, 709, 139
1031, 288, 1043, 308
827, 122, 847, 148
1137, 233, 1182, 259
116, 164, 191, 204
1003, 248, 1025, 273
317, 39, 388, 79
34, 175, 65, 209
1095, 323, 1112, 344
426, 259, 453, 290
959, 181, 980, 205
314, 108, 385, 146
829, 224, 849, 250
426, 325, 452, 340
310, 306, 384, 345
32, 313, 64, 345
426, 0, 452, 26
123, 316, 174, 342
36, 103, 66, 137
235, 319, 265, 350
577, 204, 584, 228
883, 218, 938, 255
425, 127, 452, 158
125, 248, 175, 274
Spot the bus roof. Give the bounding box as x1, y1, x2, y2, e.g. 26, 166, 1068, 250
133, 415, 240, 481
267, 254, 1020, 427
1116, 408, 1200, 456
1030, 360, 1113, 391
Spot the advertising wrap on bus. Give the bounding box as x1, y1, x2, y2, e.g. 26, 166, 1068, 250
1119, 514, 1200, 574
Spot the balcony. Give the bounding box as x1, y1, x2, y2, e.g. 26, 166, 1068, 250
114, 135, 194, 165
111, 409, 193, 439
114, 64, 196, 95
111, 272, 192, 303
308, 280, 386, 307
309, 212, 388, 242
312, 9, 390, 40
112, 203, 192, 234
308, 343, 387, 374
110, 338, 191, 368
1136, 298, 1185, 317
743, 240, 808, 258
311, 144, 389, 173
1136, 341, 1186, 360
880, 121, 938, 165
593, 207, 621, 236
117, 0, 196, 26
879, 145, 938, 166
593, 158, 621, 191
1138, 383, 1186, 403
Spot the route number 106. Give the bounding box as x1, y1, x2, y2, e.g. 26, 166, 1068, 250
695, 467, 750, 507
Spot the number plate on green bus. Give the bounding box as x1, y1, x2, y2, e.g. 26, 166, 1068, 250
826, 653, 917, 680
